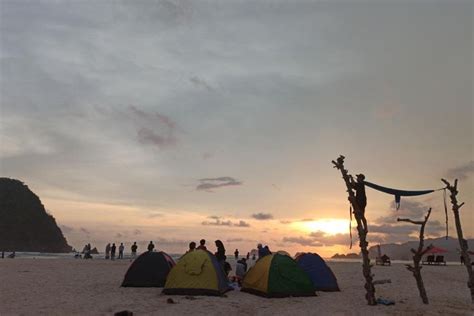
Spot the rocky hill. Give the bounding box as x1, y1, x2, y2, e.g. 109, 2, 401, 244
368, 236, 473, 261
0, 178, 72, 252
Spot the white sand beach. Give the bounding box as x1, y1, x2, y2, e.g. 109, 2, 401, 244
1, 258, 472, 315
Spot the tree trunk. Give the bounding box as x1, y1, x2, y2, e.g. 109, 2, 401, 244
398, 208, 432, 304
332, 155, 376, 305
442, 179, 474, 303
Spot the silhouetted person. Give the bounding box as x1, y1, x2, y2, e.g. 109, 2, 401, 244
105, 243, 111, 259
118, 243, 124, 259
111, 243, 116, 260
246, 252, 250, 260
236, 258, 247, 281
350, 174, 368, 232
234, 249, 239, 259
84, 243, 92, 259
8, 251, 15, 258
188, 241, 196, 253
257, 244, 264, 258
252, 253, 256, 260
131, 242, 138, 259
197, 239, 207, 251
1, 251, 4, 259
147, 241, 155, 252
215, 240, 226, 262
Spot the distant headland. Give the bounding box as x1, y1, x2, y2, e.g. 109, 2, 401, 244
0, 178, 72, 253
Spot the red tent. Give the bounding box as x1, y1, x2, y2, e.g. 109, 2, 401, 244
424, 246, 448, 254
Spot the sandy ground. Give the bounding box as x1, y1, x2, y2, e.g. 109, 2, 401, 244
0, 258, 472, 315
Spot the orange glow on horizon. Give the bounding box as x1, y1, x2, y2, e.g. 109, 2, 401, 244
293, 218, 349, 235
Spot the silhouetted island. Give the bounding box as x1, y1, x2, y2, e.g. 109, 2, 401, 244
0, 178, 72, 253
331, 253, 361, 259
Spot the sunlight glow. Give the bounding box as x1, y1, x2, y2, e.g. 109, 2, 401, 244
295, 219, 349, 235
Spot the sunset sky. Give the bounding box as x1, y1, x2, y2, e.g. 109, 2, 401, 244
1, 1, 472, 257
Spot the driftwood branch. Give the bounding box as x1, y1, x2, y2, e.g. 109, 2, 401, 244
332, 155, 376, 305
442, 178, 473, 302
397, 208, 432, 304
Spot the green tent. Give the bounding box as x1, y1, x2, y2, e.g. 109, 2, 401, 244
241, 253, 315, 297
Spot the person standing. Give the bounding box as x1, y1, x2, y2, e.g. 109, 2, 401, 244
215, 240, 226, 262
197, 239, 207, 251
111, 243, 116, 260
246, 252, 250, 260
105, 243, 111, 259
118, 243, 124, 259
131, 242, 138, 259
234, 249, 239, 259
147, 241, 155, 252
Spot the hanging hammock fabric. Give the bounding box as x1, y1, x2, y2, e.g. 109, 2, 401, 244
363, 181, 435, 209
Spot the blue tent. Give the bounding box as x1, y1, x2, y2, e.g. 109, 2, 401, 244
295, 253, 340, 292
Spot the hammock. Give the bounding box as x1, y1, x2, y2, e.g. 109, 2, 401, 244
363, 180, 449, 239
363, 181, 435, 210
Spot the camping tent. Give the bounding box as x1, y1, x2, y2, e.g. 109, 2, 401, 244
162, 250, 232, 296
121, 251, 175, 287
295, 253, 340, 292
241, 253, 315, 297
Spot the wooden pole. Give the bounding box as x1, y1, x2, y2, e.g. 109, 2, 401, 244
332, 155, 377, 305
397, 208, 433, 304
441, 179, 473, 302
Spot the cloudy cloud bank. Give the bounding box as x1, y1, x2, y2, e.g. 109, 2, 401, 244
196, 177, 242, 192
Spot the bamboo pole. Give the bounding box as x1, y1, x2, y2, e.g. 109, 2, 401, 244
397, 208, 433, 304
441, 179, 473, 302
332, 155, 376, 305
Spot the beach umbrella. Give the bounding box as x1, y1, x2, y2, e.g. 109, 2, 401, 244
424, 246, 448, 254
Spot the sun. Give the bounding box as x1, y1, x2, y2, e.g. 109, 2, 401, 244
295, 219, 349, 235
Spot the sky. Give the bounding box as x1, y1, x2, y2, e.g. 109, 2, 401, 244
1, 0, 473, 257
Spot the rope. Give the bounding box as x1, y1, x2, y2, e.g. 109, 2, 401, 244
443, 188, 448, 240
349, 206, 353, 249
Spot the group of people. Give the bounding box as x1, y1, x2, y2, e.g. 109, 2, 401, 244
104, 241, 152, 260
186, 239, 273, 285
186, 239, 233, 275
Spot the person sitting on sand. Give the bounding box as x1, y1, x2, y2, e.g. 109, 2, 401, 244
187, 242, 196, 253
7, 251, 15, 259
131, 242, 138, 259
197, 239, 207, 251
235, 258, 247, 285
147, 241, 155, 252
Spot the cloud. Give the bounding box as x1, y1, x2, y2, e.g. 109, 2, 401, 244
196, 177, 242, 192
279, 220, 292, 224
115, 233, 123, 238
189, 76, 213, 91
129, 106, 177, 149
133, 229, 142, 235
446, 161, 474, 181
202, 218, 233, 226
147, 212, 164, 218
235, 220, 250, 227
201, 217, 250, 228
80, 227, 90, 235
375, 200, 431, 223
226, 237, 254, 242
251, 212, 273, 220
282, 236, 324, 247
